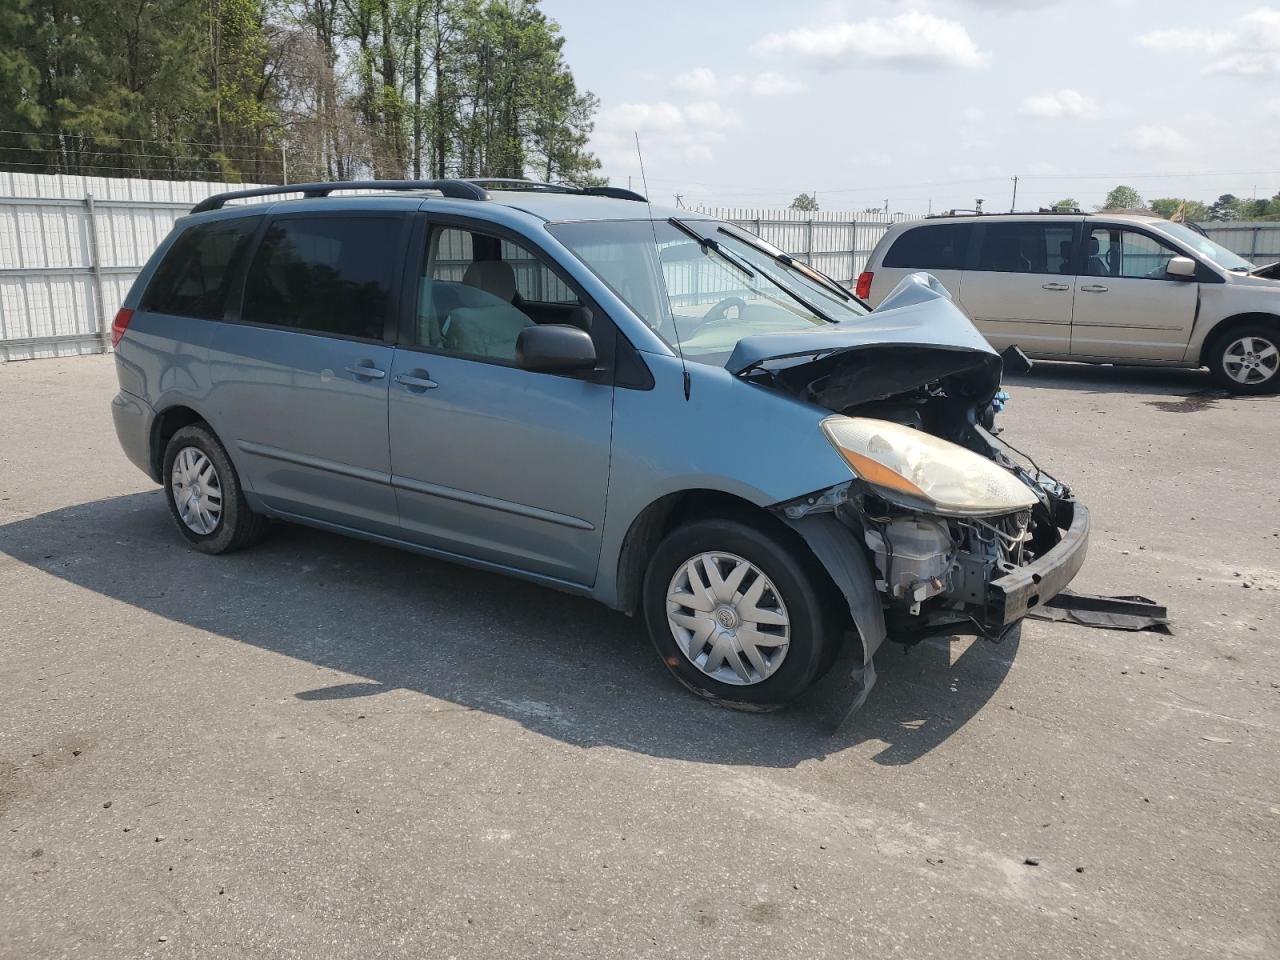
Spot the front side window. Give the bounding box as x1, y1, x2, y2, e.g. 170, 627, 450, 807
550, 219, 870, 364
975, 222, 1076, 275
1087, 228, 1179, 280
141, 217, 261, 320
241, 217, 397, 340
883, 223, 973, 270
412, 226, 584, 362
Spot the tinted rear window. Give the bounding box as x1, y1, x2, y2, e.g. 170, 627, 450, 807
975, 222, 1076, 275
883, 223, 973, 270
140, 217, 261, 319
241, 217, 398, 340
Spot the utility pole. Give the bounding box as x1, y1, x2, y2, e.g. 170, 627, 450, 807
1010, 175, 1018, 212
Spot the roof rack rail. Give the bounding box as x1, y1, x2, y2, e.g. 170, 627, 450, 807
191, 178, 490, 213
925, 208, 1086, 219
464, 178, 648, 203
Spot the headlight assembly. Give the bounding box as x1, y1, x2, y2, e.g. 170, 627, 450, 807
821, 416, 1038, 518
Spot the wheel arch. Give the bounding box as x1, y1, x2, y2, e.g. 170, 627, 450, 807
1198, 312, 1280, 366
613, 488, 841, 619
150, 404, 212, 482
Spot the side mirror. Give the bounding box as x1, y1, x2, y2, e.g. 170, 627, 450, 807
516, 324, 597, 373
1166, 256, 1197, 279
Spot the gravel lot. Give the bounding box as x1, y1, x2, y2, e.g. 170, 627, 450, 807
1, 355, 1277, 960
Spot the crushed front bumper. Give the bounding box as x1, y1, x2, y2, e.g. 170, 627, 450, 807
983, 500, 1090, 632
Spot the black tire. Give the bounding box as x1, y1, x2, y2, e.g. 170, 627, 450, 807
642, 518, 839, 710
161, 423, 268, 554
1207, 322, 1280, 395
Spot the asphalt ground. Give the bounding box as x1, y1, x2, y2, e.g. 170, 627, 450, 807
1, 355, 1277, 959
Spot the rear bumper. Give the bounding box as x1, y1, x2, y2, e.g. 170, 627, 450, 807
984, 500, 1090, 631
111, 390, 157, 481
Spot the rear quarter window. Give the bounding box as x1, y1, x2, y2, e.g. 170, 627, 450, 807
882, 223, 973, 270
140, 217, 261, 320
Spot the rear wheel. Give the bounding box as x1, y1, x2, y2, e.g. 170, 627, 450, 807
642, 518, 837, 709
1208, 324, 1280, 394
162, 423, 268, 554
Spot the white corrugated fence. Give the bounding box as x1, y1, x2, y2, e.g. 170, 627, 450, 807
0, 173, 267, 361
1, 172, 1276, 362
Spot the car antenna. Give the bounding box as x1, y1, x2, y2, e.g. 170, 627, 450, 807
635, 132, 691, 401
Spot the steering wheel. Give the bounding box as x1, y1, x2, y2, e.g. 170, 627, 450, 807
701, 296, 748, 324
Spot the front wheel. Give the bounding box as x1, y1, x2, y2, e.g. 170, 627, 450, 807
642, 518, 839, 709
1208, 325, 1280, 394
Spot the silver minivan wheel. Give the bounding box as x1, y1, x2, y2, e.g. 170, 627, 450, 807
1220, 335, 1279, 386
665, 551, 791, 686
170, 445, 223, 535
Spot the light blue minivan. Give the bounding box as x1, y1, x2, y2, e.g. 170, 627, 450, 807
110, 179, 1088, 710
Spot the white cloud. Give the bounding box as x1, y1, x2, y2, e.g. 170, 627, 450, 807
670, 67, 806, 97
1018, 89, 1097, 118
1139, 8, 1280, 76
593, 99, 741, 166
671, 67, 719, 97
753, 11, 988, 69
1130, 125, 1192, 154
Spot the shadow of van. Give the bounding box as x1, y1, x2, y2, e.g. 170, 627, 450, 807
0, 491, 1019, 768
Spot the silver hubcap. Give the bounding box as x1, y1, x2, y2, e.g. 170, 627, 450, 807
666, 552, 790, 686
171, 446, 223, 535
1222, 335, 1279, 385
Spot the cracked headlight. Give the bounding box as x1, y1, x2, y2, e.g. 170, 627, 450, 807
821, 416, 1038, 518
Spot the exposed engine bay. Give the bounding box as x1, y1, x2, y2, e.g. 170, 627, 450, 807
730, 272, 1089, 647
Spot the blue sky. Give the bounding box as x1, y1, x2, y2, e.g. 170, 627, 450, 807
543, 0, 1280, 214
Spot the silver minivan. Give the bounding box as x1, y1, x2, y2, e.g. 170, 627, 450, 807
110, 179, 1088, 711
860, 213, 1280, 393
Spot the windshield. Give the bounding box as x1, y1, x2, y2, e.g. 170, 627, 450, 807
1155, 221, 1253, 271
548, 219, 870, 364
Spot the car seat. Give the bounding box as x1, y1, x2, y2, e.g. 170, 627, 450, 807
1087, 236, 1109, 276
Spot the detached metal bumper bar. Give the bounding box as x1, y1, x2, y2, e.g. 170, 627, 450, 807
984, 501, 1090, 631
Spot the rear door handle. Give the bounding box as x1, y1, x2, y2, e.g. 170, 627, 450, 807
1041, 282, 1070, 291
345, 362, 386, 379
395, 371, 438, 391
1079, 284, 1109, 293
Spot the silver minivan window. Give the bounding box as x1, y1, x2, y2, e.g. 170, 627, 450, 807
550, 219, 869, 363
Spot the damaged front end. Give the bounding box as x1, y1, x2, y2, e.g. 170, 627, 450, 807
737, 274, 1088, 667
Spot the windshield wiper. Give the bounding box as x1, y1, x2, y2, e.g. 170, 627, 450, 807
716, 226, 855, 303
669, 218, 835, 324
668, 217, 756, 279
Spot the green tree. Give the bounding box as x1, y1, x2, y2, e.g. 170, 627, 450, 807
790, 192, 819, 212
1049, 198, 1080, 212
1101, 185, 1143, 210
1209, 193, 1244, 221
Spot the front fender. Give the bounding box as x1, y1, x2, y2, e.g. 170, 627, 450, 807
782, 513, 886, 714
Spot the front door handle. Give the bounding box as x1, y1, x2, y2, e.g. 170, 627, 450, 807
1041, 282, 1070, 291
1079, 284, 1109, 293
345, 362, 387, 379
395, 371, 438, 391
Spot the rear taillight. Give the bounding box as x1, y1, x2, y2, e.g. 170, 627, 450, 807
110, 308, 134, 347
855, 271, 873, 300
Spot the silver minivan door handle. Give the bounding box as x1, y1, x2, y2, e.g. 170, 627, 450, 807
1041, 282, 1070, 291
395, 371, 438, 391
1079, 284, 1109, 293
345, 362, 387, 379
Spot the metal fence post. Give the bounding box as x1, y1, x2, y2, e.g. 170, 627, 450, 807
85, 193, 110, 352
806, 217, 814, 266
